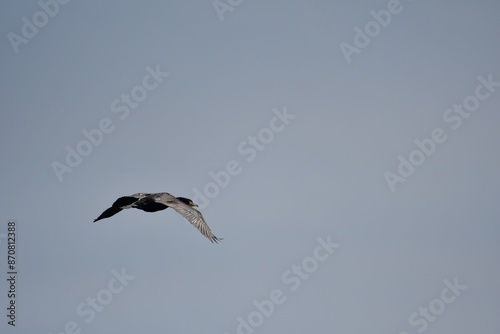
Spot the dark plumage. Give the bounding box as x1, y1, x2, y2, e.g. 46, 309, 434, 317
93, 192, 222, 243
93, 193, 151, 222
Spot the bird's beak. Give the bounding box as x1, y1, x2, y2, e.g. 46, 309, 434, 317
193, 203, 199, 207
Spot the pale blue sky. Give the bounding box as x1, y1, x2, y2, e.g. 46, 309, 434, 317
1, 0, 499, 333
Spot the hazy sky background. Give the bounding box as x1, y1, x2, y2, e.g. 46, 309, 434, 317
1, 0, 499, 333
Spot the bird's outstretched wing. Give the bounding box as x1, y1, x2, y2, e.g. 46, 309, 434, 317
112, 196, 141, 208
94, 206, 123, 222
166, 200, 222, 243
94, 194, 145, 222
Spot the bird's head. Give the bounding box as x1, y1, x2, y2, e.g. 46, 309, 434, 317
177, 197, 198, 207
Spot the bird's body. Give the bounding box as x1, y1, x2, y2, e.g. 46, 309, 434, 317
94, 192, 222, 243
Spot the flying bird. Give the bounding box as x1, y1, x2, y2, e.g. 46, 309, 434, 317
94, 192, 222, 243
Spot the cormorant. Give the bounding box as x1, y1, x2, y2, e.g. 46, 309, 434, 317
94, 192, 222, 243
